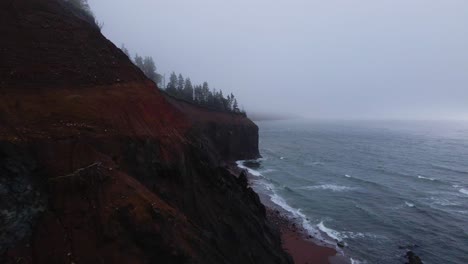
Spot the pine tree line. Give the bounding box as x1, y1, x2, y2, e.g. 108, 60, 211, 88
165, 72, 242, 113
121, 45, 245, 115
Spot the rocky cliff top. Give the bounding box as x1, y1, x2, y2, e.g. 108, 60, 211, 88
0, 1, 287, 263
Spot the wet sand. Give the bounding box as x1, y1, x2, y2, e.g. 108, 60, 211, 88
267, 208, 343, 264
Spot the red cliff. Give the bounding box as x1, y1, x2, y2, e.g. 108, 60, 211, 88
0, 0, 290, 263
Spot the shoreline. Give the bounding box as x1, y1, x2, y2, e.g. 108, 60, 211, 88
267, 208, 348, 264
227, 163, 349, 264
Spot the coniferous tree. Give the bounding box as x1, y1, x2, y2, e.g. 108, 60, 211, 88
201, 82, 210, 104
219, 90, 229, 110
160, 71, 244, 114
194, 85, 202, 103
183, 78, 194, 101
142, 56, 161, 84
132, 55, 162, 85
166, 72, 178, 95
120, 44, 130, 58
134, 54, 144, 69
227, 93, 234, 111
215, 90, 225, 110
233, 98, 239, 112
177, 74, 185, 94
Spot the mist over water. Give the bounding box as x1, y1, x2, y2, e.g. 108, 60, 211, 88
89, 0, 468, 120
240, 119, 468, 263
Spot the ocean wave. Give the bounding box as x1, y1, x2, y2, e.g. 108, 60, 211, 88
417, 175, 435, 181
345, 174, 351, 178
345, 175, 389, 191
431, 164, 468, 175
300, 184, 356, 192
392, 201, 416, 210
251, 180, 274, 192
459, 189, 468, 195
269, 193, 327, 242
317, 221, 382, 241
237, 160, 335, 245
429, 197, 460, 206
351, 258, 368, 264
317, 221, 343, 241
305, 161, 325, 166
373, 167, 414, 179
236, 160, 262, 177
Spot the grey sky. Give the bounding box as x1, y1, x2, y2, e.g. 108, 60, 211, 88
89, 0, 468, 119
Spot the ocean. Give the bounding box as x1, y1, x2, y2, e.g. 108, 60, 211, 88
238, 119, 468, 264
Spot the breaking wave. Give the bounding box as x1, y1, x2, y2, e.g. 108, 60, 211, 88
418, 175, 435, 181
300, 184, 356, 192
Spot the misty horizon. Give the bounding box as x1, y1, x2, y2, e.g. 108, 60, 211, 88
89, 0, 468, 120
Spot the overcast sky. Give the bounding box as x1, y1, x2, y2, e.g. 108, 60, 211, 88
89, 0, 468, 120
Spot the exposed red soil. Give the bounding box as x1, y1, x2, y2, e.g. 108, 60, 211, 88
0, 0, 288, 264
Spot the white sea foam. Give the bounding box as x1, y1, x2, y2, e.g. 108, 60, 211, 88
236, 160, 330, 243
280, 156, 285, 160
236, 160, 372, 249
236, 160, 262, 176
459, 189, 468, 195
452, 184, 461, 188
429, 197, 459, 206
301, 184, 355, 192
318, 221, 383, 241
345, 174, 351, 178
309, 161, 324, 166
245, 168, 262, 176
418, 175, 435, 181
317, 221, 342, 241
252, 180, 274, 192
270, 193, 326, 241
405, 201, 415, 208
351, 258, 367, 264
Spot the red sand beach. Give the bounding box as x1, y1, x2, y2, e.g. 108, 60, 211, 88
282, 229, 337, 264
266, 209, 344, 264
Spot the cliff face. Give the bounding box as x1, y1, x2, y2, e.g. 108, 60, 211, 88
165, 96, 260, 162
0, 0, 290, 263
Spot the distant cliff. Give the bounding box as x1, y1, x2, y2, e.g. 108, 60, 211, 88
0, 0, 291, 263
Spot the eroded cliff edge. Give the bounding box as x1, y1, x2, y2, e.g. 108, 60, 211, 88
0, 0, 290, 263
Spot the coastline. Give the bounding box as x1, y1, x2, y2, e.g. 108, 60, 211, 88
268, 208, 348, 264
228, 163, 349, 264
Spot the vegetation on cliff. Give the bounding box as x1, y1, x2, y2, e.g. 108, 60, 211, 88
0, 0, 288, 263
122, 46, 245, 115
70, 1, 245, 115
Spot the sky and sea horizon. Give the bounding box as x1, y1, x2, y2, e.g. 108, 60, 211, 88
89, 0, 468, 121
240, 119, 468, 263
